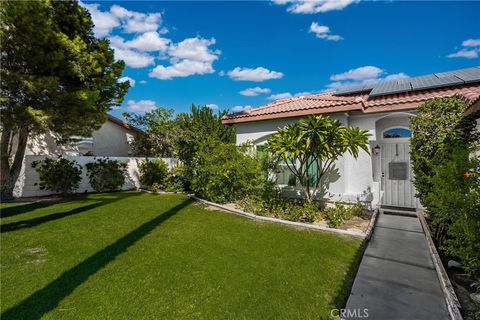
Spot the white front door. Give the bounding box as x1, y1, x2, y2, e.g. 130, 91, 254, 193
380, 142, 416, 208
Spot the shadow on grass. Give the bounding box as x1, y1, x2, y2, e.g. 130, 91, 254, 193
1, 198, 192, 320
0, 201, 59, 219
1, 192, 140, 233
330, 242, 365, 315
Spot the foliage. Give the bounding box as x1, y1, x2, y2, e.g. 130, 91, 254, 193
123, 108, 176, 157
138, 159, 169, 191
410, 96, 479, 204
425, 148, 480, 277
191, 139, 263, 203
324, 203, 354, 228
31, 158, 82, 196
175, 105, 235, 166
0, 0, 128, 199
163, 165, 188, 192
85, 158, 127, 192
266, 116, 370, 203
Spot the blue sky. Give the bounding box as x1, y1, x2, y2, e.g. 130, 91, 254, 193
81, 1, 480, 118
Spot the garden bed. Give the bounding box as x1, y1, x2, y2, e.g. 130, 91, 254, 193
194, 196, 373, 238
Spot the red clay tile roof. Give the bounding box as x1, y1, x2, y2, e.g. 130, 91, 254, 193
222, 83, 480, 124
107, 115, 143, 134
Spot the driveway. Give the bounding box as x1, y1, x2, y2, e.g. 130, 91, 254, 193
345, 212, 450, 320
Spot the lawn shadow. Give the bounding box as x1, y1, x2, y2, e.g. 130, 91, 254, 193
330, 242, 365, 313
0, 192, 140, 233
0, 201, 59, 219
1, 198, 192, 320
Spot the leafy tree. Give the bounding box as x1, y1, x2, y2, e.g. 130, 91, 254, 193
0, 0, 128, 199
123, 108, 177, 157
410, 96, 479, 205
175, 104, 235, 165
266, 116, 370, 203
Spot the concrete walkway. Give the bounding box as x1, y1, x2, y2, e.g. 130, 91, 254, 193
345, 212, 450, 320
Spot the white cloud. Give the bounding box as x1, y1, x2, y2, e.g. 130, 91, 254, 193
139, 80, 147, 84
81, 3, 163, 37
125, 100, 157, 113
273, 0, 358, 14
82, 3, 120, 37
462, 39, 480, 47
384, 73, 410, 81
125, 31, 170, 52
109, 36, 155, 68
330, 66, 384, 81
149, 37, 220, 80
227, 67, 284, 82
110, 5, 162, 34
119, 76, 135, 87
447, 48, 479, 59
309, 22, 343, 41
447, 39, 480, 59
239, 87, 271, 96
268, 92, 293, 100
231, 105, 252, 113
168, 37, 220, 63
326, 66, 409, 91
206, 104, 219, 110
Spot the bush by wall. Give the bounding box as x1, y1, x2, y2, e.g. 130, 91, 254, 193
138, 159, 169, 191
85, 158, 127, 192
32, 157, 82, 196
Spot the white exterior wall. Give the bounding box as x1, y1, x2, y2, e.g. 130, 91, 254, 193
92, 121, 135, 156
233, 111, 417, 207
15, 156, 179, 198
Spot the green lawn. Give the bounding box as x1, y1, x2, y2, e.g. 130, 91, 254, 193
1, 192, 362, 320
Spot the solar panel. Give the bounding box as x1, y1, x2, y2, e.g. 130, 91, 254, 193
333, 66, 480, 97
334, 84, 370, 95
438, 67, 480, 83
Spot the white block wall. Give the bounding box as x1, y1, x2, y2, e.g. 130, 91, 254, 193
15, 156, 179, 198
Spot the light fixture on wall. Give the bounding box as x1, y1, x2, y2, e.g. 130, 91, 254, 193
372, 144, 381, 156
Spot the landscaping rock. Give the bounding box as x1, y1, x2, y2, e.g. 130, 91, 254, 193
470, 293, 480, 306
447, 260, 463, 269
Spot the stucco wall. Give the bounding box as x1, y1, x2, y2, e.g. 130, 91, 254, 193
93, 121, 135, 156
15, 156, 179, 198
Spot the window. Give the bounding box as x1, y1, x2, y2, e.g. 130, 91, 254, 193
383, 128, 412, 139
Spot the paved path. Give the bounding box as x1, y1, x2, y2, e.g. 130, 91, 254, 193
345, 212, 450, 320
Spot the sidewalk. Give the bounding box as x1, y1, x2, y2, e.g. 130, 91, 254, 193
345, 212, 450, 320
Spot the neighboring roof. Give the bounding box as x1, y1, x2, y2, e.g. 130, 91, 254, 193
107, 115, 143, 134
223, 67, 480, 124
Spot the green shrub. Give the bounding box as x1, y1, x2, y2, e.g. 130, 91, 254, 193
324, 203, 353, 228
138, 159, 169, 191
426, 148, 480, 277
191, 140, 263, 203
32, 157, 82, 196
85, 158, 127, 192
351, 202, 366, 217
163, 165, 187, 192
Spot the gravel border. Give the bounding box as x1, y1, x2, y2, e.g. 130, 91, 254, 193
190, 195, 367, 238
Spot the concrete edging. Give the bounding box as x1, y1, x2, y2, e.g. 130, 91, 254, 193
190, 195, 366, 238
417, 212, 463, 320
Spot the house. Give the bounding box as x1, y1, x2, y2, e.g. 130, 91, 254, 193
222, 66, 480, 210
25, 115, 141, 157
11, 115, 144, 198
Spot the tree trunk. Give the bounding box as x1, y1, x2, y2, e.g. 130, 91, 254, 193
1, 128, 29, 200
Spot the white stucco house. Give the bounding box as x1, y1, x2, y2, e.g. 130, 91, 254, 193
222, 66, 480, 210
25, 114, 141, 157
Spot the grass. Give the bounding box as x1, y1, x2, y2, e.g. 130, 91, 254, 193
1, 192, 362, 320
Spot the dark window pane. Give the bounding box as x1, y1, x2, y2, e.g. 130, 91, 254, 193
383, 128, 412, 138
